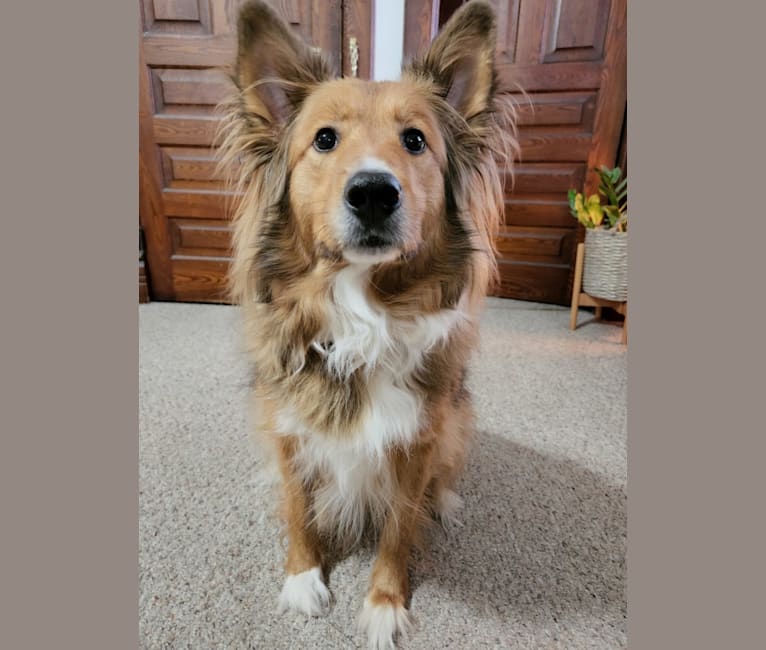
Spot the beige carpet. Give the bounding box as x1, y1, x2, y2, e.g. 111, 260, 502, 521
139, 298, 627, 649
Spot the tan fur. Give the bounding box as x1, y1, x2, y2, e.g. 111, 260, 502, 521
275, 435, 323, 575
217, 1, 517, 645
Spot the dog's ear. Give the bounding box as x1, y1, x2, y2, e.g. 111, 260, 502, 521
235, 0, 331, 125
406, 1, 498, 120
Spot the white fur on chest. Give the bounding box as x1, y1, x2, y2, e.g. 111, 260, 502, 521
275, 265, 467, 536
279, 265, 466, 450
322, 265, 466, 450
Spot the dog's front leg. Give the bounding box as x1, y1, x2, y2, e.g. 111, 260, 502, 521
275, 436, 330, 617
359, 440, 434, 649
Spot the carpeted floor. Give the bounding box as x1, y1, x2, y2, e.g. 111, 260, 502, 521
139, 299, 627, 649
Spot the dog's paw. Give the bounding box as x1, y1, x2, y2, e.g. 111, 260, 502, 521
277, 567, 331, 617
434, 488, 464, 533
358, 596, 413, 650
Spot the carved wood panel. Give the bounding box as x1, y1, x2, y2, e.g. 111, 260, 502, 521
142, 0, 212, 35
495, 0, 522, 65
541, 0, 610, 63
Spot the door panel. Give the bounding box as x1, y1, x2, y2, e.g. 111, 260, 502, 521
540, 0, 611, 63
502, 0, 626, 304
505, 162, 588, 228
404, 0, 626, 305
139, 0, 353, 302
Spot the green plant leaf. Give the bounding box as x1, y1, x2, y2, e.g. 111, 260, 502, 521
567, 189, 578, 216
604, 205, 621, 228
593, 166, 627, 215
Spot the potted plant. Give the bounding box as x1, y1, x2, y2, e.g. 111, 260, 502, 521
568, 166, 628, 302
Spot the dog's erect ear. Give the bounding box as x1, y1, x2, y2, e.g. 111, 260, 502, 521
406, 1, 498, 120
235, 0, 331, 125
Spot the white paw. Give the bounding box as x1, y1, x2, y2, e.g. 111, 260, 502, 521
435, 488, 464, 531
358, 597, 413, 650
277, 567, 331, 617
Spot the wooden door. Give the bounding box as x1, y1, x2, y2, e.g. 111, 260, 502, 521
405, 0, 627, 305
139, 0, 371, 302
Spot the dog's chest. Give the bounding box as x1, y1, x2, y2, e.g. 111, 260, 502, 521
323, 267, 453, 375
275, 267, 466, 534
321, 266, 463, 446
280, 266, 464, 453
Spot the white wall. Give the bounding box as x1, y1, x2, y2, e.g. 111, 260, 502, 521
372, 0, 405, 81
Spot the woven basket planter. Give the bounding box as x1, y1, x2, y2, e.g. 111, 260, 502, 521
582, 229, 628, 302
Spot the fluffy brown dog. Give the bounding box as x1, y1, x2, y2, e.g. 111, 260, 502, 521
218, 1, 517, 647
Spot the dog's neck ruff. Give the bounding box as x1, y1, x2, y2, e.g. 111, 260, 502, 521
279, 263, 468, 457
321, 265, 466, 382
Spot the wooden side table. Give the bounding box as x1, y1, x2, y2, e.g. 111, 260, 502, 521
569, 242, 627, 344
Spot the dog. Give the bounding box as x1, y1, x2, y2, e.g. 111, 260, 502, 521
218, 1, 517, 647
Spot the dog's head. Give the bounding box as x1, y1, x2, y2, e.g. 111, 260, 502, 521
221, 0, 516, 304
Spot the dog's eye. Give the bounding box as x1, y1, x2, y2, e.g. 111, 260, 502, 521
402, 128, 426, 154
313, 127, 338, 152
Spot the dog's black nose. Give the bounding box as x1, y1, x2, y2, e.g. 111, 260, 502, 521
344, 172, 401, 224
